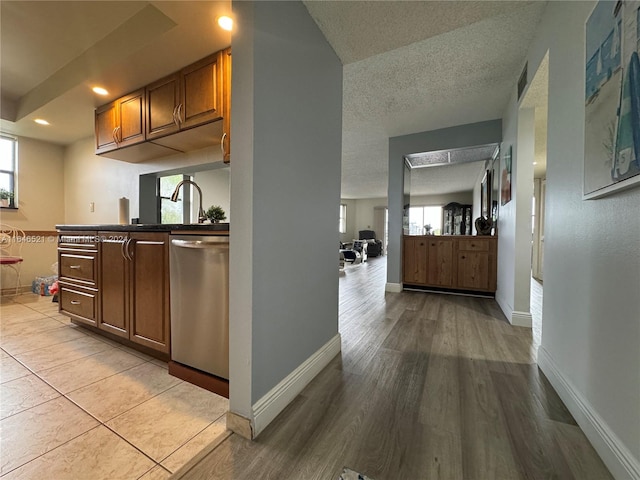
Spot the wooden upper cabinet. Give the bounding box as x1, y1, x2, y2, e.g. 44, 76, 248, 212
96, 49, 230, 161
95, 90, 145, 154
146, 52, 223, 140
181, 52, 223, 128
146, 74, 181, 140
222, 47, 231, 163
95, 102, 118, 152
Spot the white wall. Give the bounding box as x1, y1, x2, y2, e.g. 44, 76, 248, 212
503, 2, 640, 477
64, 137, 224, 224
192, 167, 231, 222
0, 137, 65, 291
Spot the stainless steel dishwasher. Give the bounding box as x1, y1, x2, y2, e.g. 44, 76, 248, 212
170, 235, 229, 379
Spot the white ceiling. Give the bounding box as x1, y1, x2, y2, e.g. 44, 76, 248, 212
0, 1, 547, 199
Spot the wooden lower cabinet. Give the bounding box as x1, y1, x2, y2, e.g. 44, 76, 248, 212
99, 234, 129, 338
402, 235, 497, 293
95, 232, 170, 353
403, 236, 427, 284
457, 238, 497, 292
426, 238, 454, 287
128, 233, 170, 353
58, 232, 99, 327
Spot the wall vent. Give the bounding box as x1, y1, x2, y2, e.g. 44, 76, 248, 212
517, 63, 528, 100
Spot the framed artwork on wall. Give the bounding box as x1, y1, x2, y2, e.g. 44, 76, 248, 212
584, 0, 640, 199
501, 145, 512, 206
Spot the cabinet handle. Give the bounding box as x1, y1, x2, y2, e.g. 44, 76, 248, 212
177, 103, 183, 124
127, 238, 135, 260
172, 105, 180, 127
121, 238, 134, 261
120, 238, 127, 260
70, 300, 81, 305
220, 132, 227, 157
112, 127, 120, 145
69, 265, 81, 270
461, 256, 466, 259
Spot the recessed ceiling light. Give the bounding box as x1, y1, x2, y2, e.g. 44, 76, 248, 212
34, 118, 50, 125
217, 15, 233, 31
92, 87, 109, 95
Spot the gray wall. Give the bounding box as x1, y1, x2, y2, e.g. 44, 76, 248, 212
387, 120, 502, 285
229, 0, 342, 415
510, 2, 640, 476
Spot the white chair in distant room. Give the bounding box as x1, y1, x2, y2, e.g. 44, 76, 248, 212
0, 224, 25, 297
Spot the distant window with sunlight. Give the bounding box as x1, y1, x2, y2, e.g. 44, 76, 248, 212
408, 206, 442, 235
0, 135, 17, 208
159, 174, 187, 224
339, 204, 347, 234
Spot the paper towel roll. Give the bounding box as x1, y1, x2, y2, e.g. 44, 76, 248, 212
118, 197, 129, 225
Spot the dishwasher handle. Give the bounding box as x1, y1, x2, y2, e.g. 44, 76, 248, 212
171, 239, 229, 249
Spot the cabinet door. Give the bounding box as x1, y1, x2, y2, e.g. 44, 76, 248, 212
95, 102, 119, 153
99, 234, 129, 338
403, 236, 427, 284
146, 74, 181, 140
457, 251, 490, 290
222, 48, 231, 163
129, 233, 170, 353
427, 239, 453, 287
117, 89, 145, 148
180, 52, 223, 129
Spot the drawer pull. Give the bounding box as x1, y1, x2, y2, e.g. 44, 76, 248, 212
70, 300, 81, 305
69, 265, 81, 269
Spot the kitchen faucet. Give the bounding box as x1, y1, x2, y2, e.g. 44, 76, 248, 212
170, 180, 207, 223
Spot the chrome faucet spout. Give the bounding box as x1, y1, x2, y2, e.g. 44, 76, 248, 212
170, 180, 206, 223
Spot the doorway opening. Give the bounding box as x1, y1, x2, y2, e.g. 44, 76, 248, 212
520, 52, 549, 344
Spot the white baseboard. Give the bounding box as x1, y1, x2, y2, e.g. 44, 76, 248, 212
511, 310, 532, 327
538, 347, 640, 480
252, 333, 341, 437
385, 282, 402, 293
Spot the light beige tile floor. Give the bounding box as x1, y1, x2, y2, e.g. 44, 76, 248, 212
0, 294, 230, 479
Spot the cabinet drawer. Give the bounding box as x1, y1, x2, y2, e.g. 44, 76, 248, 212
60, 253, 96, 284
458, 239, 491, 251
59, 285, 97, 325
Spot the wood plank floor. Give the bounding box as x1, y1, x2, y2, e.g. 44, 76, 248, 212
175, 257, 612, 480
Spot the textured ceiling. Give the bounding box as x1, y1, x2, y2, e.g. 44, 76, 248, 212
305, 0, 547, 198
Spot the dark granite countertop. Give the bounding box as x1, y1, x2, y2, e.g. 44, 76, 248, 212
56, 223, 230, 233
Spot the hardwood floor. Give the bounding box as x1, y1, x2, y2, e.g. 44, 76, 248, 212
175, 257, 612, 480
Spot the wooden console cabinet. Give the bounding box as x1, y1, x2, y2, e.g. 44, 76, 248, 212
403, 235, 497, 293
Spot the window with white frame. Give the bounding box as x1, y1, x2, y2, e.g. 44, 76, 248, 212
408, 206, 443, 235
339, 204, 347, 234
0, 135, 17, 208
